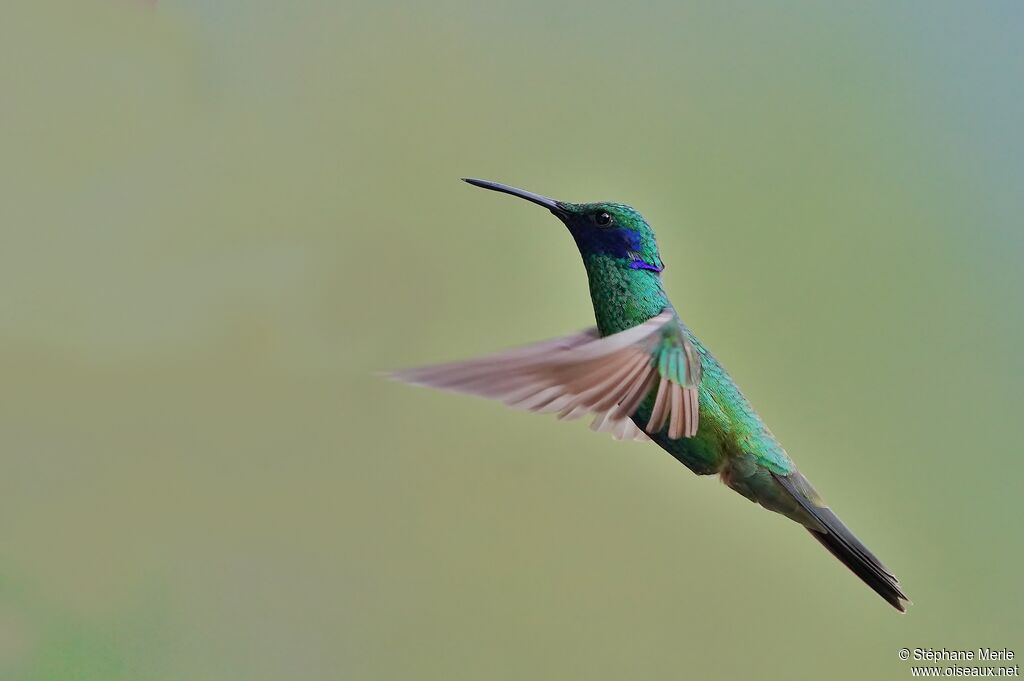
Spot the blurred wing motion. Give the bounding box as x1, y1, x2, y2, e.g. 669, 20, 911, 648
390, 310, 702, 440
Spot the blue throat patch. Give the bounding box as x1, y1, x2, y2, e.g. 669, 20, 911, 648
629, 259, 664, 273
574, 227, 661, 271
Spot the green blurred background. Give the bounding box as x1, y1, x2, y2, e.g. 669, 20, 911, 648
2, 1, 1022, 679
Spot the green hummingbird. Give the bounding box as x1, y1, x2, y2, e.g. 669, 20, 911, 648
393, 178, 909, 612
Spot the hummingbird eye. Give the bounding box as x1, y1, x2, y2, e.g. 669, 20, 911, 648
594, 211, 613, 227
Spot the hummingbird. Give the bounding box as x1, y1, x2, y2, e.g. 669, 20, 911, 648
393, 178, 909, 612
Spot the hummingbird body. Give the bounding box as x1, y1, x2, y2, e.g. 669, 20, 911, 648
393, 179, 908, 612
583, 253, 804, 516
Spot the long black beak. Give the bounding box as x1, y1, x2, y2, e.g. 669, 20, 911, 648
462, 178, 565, 215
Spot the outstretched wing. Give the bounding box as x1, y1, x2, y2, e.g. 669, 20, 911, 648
390, 310, 702, 441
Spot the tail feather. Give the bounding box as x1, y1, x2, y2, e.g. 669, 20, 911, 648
773, 472, 910, 612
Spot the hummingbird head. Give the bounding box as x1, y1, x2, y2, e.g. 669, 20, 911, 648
462, 178, 664, 273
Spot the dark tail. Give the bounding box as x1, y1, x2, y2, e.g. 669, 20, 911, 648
773, 472, 910, 612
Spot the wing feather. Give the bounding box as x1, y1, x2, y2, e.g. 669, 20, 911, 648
618, 369, 659, 420
646, 377, 671, 433
668, 382, 684, 439
684, 387, 699, 437
391, 310, 703, 442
